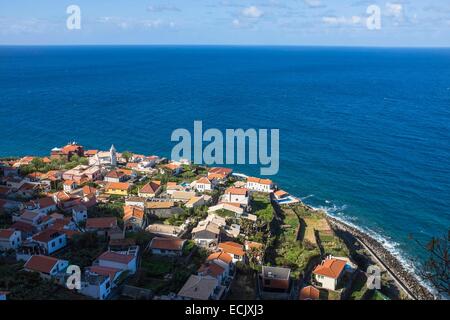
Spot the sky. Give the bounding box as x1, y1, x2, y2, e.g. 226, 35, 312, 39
1, 0, 449, 46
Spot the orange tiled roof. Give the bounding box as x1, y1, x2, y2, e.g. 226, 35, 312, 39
313, 258, 347, 279
150, 237, 185, 251
0, 229, 15, 239
219, 241, 245, 256
139, 181, 161, 194
86, 217, 117, 229
299, 285, 320, 300
123, 205, 144, 221
224, 187, 248, 195
24, 255, 59, 274
106, 182, 130, 191
207, 251, 232, 264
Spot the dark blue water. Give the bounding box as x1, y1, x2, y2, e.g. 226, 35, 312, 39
1, 46, 449, 274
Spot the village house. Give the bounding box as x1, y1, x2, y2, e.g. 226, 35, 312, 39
192, 221, 221, 249
16, 182, 40, 198
208, 203, 244, 216
31, 229, 67, 255
149, 237, 186, 256
0, 229, 22, 251
162, 162, 183, 175
105, 182, 130, 196
245, 241, 264, 264
79, 269, 112, 300
197, 262, 227, 283
9, 222, 33, 240
165, 181, 184, 195
24, 197, 57, 215
72, 204, 88, 224
97, 249, 138, 274
171, 190, 197, 203
207, 167, 233, 181
63, 165, 102, 182
185, 196, 206, 209
24, 255, 69, 280
138, 181, 162, 198
104, 170, 127, 183
86, 217, 118, 237
192, 177, 214, 192
51, 143, 84, 160
145, 223, 186, 238
218, 241, 246, 263
123, 205, 145, 231
63, 180, 78, 192
125, 196, 145, 208
145, 201, 182, 219
274, 189, 289, 201
177, 275, 225, 300
206, 251, 233, 278
299, 285, 321, 300
14, 210, 55, 233
260, 266, 291, 298
221, 187, 250, 207
312, 257, 355, 291
245, 177, 274, 193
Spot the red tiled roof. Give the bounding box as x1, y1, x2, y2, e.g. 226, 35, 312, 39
299, 285, 320, 300
149, 237, 185, 251
198, 263, 225, 277
247, 177, 273, 185
139, 181, 161, 194
224, 187, 248, 195
86, 217, 117, 229
197, 177, 211, 184
98, 251, 134, 264
10, 221, 33, 233
106, 182, 130, 191
207, 251, 232, 264
90, 266, 121, 280
24, 255, 59, 274
208, 167, 232, 175
32, 229, 64, 243
123, 205, 144, 221
313, 258, 347, 279
0, 229, 15, 239
219, 242, 245, 256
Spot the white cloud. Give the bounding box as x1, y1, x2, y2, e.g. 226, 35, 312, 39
322, 16, 363, 26
232, 19, 241, 27
242, 6, 264, 18
386, 2, 403, 19
304, 0, 324, 8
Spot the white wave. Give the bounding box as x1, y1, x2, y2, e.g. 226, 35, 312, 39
300, 194, 315, 201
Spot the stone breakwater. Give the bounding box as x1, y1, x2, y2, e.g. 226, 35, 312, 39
326, 216, 435, 300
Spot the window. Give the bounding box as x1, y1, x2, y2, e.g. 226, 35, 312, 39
59, 238, 62, 244
51, 242, 55, 248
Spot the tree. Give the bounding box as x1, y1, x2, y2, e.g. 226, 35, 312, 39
122, 151, 133, 162
412, 230, 449, 296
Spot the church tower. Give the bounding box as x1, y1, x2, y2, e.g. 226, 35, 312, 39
110, 144, 117, 166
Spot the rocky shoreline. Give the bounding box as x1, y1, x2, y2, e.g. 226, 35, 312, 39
325, 215, 435, 300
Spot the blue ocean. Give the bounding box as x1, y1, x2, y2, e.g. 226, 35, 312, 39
0, 46, 449, 275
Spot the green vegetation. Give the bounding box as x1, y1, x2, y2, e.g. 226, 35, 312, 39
265, 204, 321, 278
214, 209, 236, 219
349, 271, 368, 300
19, 156, 88, 175
56, 232, 107, 268
251, 193, 274, 224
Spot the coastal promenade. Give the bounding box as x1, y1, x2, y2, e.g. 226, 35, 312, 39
327, 216, 435, 300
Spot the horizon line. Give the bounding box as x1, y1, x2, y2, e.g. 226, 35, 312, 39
1, 43, 450, 49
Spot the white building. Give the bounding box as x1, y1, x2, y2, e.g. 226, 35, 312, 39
221, 187, 249, 206
24, 255, 69, 280
97, 249, 138, 274
245, 177, 274, 193
72, 204, 88, 223
89, 145, 117, 167
0, 229, 22, 251
31, 230, 67, 255
193, 177, 213, 192
312, 257, 354, 291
